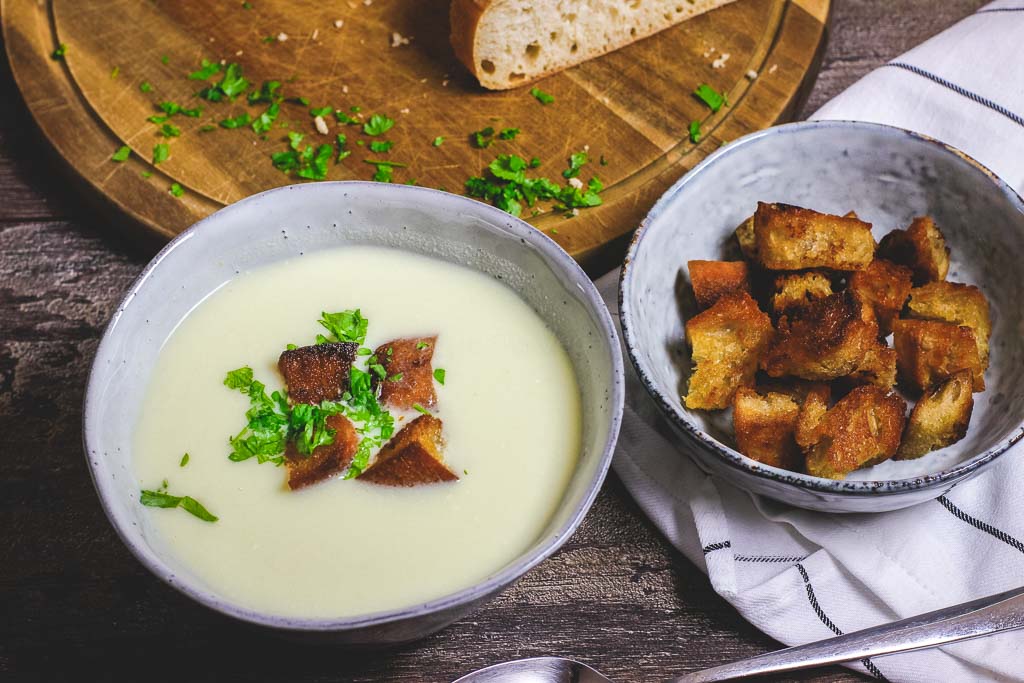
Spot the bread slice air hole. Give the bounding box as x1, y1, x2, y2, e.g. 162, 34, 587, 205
481, 59, 496, 74
525, 42, 541, 59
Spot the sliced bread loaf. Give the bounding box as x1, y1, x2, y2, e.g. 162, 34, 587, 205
451, 0, 736, 90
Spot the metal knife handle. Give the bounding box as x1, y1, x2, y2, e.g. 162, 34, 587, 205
673, 586, 1024, 682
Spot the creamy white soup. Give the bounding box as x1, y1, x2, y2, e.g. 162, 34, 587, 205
133, 246, 582, 619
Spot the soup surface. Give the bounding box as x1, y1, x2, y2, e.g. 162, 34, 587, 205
134, 246, 582, 619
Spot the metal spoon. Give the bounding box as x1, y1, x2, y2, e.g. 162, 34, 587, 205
454, 586, 1024, 682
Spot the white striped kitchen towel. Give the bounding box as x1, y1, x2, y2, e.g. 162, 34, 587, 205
601, 2, 1024, 680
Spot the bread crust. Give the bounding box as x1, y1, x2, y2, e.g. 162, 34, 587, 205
278, 342, 358, 405
372, 337, 438, 410
895, 370, 974, 460
359, 415, 458, 487
689, 260, 750, 310
285, 414, 359, 490
893, 319, 984, 393
753, 202, 875, 271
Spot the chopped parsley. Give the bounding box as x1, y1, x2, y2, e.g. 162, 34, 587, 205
694, 84, 728, 113
248, 80, 282, 104
111, 145, 131, 162
219, 112, 252, 129
197, 62, 249, 102
465, 151, 602, 217
562, 151, 588, 179
141, 171, 153, 178
336, 133, 351, 161
272, 132, 332, 180
472, 126, 495, 148
335, 110, 360, 125
159, 122, 181, 138
498, 127, 520, 140
51, 43, 67, 60
180, 453, 190, 467
309, 105, 333, 117
316, 309, 368, 345
251, 102, 280, 134
140, 487, 217, 522
412, 403, 431, 415
242, 1, 253, 8
363, 159, 406, 183
432, 136, 444, 147
139, 81, 153, 93
188, 59, 222, 81
363, 113, 395, 136
169, 182, 184, 197
152, 143, 169, 165
110, 66, 120, 79
369, 140, 393, 153
688, 120, 702, 143
160, 55, 169, 65
530, 87, 554, 104
433, 368, 446, 385
416, 341, 430, 350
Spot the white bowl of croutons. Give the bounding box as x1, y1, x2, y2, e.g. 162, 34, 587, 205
619, 120, 1024, 512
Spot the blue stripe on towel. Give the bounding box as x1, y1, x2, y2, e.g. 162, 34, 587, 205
882, 62, 1024, 128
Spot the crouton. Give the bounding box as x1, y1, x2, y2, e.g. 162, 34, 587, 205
689, 260, 751, 309
684, 291, 774, 410
735, 215, 757, 259
358, 415, 458, 486
753, 202, 876, 271
761, 290, 878, 380
802, 386, 907, 480
771, 272, 833, 316
896, 370, 974, 460
733, 388, 802, 470
848, 259, 913, 336
372, 337, 438, 410
905, 281, 991, 367
285, 414, 359, 489
893, 319, 984, 393
278, 342, 358, 404
847, 343, 898, 389
794, 383, 831, 450
877, 216, 950, 285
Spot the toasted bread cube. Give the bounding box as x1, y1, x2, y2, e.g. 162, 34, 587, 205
753, 202, 876, 271
372, 337, 438, 410
847, 343, 898, 389
905, 281, 991, 367
893, 319, 984, 393
794, 383, 831, 450
286, 414, 359, 490
359, 415, 458, 486
771, 272, 833, 316
689, 260, 751, 310
278, 342, 358, 405
848, 259, 913, 337
802, 386, 906, 480
735, 216, 757, 259
896, 370, 974, 460
684, 292, 774, 410
733, 388, 802, 470
761, 291, 878, 380
877, 217, 950, 285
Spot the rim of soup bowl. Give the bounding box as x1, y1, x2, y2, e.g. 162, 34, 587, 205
619, 119, 1024, 498
83, 181, 625, 632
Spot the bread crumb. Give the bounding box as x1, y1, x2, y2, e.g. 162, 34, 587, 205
712, 52, 731, 69
342, 85, 349, 94
570, 208, 580, 217
399, 107, 410, 114
311, 28, 319, 40
277, 32, 289, 42
363, 0, 372, 5
334, 19, 344, 29
235, 50, 244, 57
583, 144, 590, 152
703, 46, 716, 58
745, 69, 758, 80
391, 32, 411, 48
768, 63, 778, 74
219, 58, 226, 65
314, 115, 329, 135
442, 79, 449, 87
420, 78, 428, 83
568, 177, 584, 190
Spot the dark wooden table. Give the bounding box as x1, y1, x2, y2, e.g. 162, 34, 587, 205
0, 2, 988, 681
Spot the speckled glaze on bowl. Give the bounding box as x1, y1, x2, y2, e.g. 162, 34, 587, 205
83, 182, 624, 643
620, 120, 1024, 513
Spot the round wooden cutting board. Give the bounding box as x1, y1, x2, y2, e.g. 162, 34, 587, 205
3, 0, 829, 271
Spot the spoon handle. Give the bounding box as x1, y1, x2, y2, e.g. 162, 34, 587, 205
673, 586, 1024, 682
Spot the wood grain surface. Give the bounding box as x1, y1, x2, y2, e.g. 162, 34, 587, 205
3, 0, 829, 270
0, 1, 989, 682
